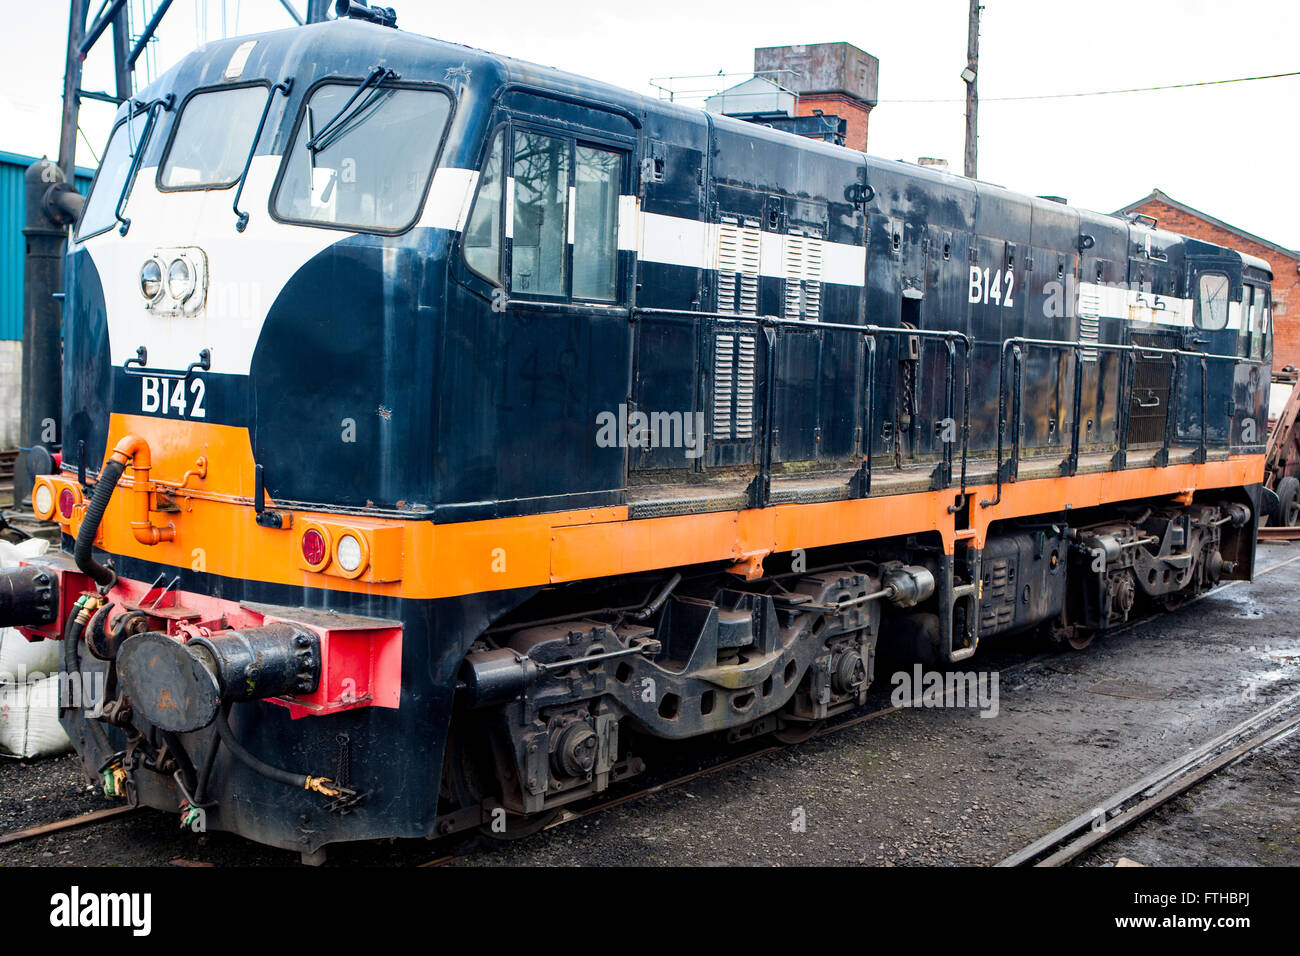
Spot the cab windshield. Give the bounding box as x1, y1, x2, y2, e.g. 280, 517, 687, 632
273, 81, 451, 233
160, 85, 270, 189
77, 110, 152, 240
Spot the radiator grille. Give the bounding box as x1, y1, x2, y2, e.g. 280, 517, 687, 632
1077, 287, 1102, 362
711, 331, 757, 441
734, 334, 756, 439
783, 232, 824, 321
712, 334, 734, 440
717, 217, 760, 315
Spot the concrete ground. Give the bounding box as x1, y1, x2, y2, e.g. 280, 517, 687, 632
2, 543, 1298, 867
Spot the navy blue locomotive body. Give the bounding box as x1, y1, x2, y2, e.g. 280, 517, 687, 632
9, 17, 1271, 856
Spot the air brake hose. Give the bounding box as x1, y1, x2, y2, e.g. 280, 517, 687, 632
74, 458, 126, 589
61, 594, 113, 753
192, 724, 222, 807
214, 706, 343, 797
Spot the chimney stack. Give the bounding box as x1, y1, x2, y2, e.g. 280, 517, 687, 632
753, 42, 878, 152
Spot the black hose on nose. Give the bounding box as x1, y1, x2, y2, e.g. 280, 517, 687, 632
212, 705, 348, 799
214, 706, 305, 789
75, 459, 125, 589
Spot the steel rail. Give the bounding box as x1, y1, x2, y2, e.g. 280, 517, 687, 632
1257, 524, 1300, 540
0, 805, 137, 846
998, 694, 1300, 867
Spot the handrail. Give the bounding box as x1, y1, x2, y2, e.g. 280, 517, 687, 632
233, 78, 294, 232
981, 336, 1262, 508
122, 345, 210, 381
632, 308, 973, 510
114, 94, 174, 236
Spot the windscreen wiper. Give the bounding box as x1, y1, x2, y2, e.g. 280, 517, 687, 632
233, 77, 294, 232
305, 65, 399, 155
114, 93, 174, 236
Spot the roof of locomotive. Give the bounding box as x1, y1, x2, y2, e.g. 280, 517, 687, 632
138, 18, 1272, 279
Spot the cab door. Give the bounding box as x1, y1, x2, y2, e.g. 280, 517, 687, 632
446, 94, 636, 513
1185, 261, 1241, 451
1234, 281, 1271, 449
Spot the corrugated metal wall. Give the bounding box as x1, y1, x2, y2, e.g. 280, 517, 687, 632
0, 150, 94, 342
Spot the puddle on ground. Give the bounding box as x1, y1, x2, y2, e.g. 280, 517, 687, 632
1238, 667, 1295, 698
1212, 587, 1269, 619
1086, 677, 1171, 700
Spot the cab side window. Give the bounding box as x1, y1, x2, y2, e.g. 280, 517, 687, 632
512, 130, 570, 296
1241, 284, 1270, 360
463, 131, 504, 282
461, 125, 624, 303
1237, 285, 1254, 356
572, 146, 621, 301
1194, 272, 1229, 331
1256, 290, 1272, 360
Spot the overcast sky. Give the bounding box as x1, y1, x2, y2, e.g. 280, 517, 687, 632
2, 0, 1297, 249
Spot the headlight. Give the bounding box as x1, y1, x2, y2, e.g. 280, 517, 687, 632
32, 482, 55, 520
336, 534, 364, 573
140, 259, 162, 301
167, 257, 195, 301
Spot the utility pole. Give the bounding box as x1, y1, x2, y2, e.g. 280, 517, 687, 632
57, 0, 89, 180
962, 0, 980, 180
111, 4, 133, 103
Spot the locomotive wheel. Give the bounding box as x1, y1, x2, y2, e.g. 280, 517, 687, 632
772, 719, 825, 745
480, 806, 561, 841
1066, 629, 1095, 651
1157, 590, 1190, 612
441, 717, 559, 840
1276, 477, 1300, 528
1048, 623, 1094, 651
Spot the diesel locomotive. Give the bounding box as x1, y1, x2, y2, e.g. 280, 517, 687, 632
0, 7, 1274, 858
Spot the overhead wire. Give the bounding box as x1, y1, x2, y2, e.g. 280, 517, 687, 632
881, 69, 1300, 104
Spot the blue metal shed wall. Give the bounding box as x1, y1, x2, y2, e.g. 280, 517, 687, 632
0, 150, 94, 342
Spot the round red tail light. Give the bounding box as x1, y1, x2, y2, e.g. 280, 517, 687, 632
301, 528, 328, 568
58, 488, 76, 519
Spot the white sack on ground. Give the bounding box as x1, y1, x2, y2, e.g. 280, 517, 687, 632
0, 676, 72, 758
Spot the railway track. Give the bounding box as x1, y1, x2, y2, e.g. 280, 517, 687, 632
0, 806, 137, 847
5, 550, 1300, 862
1255, 524, 1300, 540
998, 692, 1300, 867
0, 640, 1067, 859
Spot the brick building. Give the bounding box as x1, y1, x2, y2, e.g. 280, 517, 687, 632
705, 43, 878, 152
1118, 189, 1300, 370
754, 43, 877, 152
